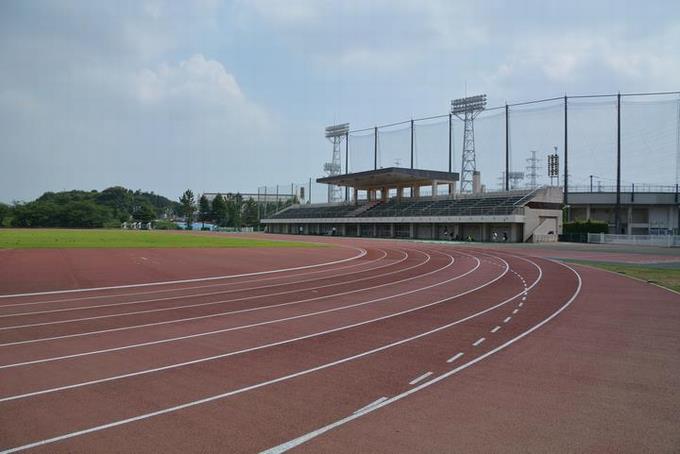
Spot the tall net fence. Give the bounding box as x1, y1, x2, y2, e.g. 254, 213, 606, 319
414, 118, 449, 171
335, 91, 680, 196
378, 124, 411, 169
620, 95, 679, 190
258, 91, 679, 206
507, 101, 563, 190
348, 131, 374, 173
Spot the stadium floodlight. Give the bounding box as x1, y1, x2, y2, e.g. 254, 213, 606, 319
324, 123, 350, 203
451, 94, 487, 193
451, 94, 487, 115
325, 123, 350, 138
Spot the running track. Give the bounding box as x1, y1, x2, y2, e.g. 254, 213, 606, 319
0, 236, 678, 452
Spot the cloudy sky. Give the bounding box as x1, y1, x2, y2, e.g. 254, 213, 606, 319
1, 0, 679, 202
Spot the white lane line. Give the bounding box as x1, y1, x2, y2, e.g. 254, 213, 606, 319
490, 326, 501, 333
522, 296, 527, 301
0, 249, 394, 310
0, 253, 408, 346
408, 372, 433, 385
0, 252, 448, 355
519, 302, 524, 307
0, 249, 436, 332
446, 352, 464, 364
472, 337, 486, 347
512, 309, 519, 314
0, 246, 368, 299
0, 254, 545, 451
0, 249, 414, 319
353, 397, 388, 414
0, 253, 507, 401
261, 261, 582, 454
0, 249, 394, 313
0, 251, 464, 369
503, 316, 511, 323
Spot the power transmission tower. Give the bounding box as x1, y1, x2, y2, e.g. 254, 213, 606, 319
324, 123, 349, 203
451, 94, 487, 193
525, 150, 541, 189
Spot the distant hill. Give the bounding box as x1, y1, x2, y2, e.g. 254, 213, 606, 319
2, 187, 180, 228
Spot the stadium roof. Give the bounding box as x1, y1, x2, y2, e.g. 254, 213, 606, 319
317, 167, 459, 190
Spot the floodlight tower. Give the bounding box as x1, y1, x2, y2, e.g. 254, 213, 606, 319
451, 94, 487, 193
324, 123, 350, 203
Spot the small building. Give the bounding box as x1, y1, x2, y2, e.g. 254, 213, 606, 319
567, 187, 680, 234
262, 167, 563, 242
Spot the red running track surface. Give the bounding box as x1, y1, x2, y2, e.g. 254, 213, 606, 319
0, 236, 678, 453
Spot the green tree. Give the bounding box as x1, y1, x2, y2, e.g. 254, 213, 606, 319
226, 193, 243, 227
132, 202, 156, 223
242, 198, 259, 227
211, 194, 228, 227
0, 203, 10, 227
179, 189, 196, 230
198, 194, 212, 229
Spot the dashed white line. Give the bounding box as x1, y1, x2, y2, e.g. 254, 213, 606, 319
490, 326, 501, 333
446, 352, 464, 364
519, 302, 524, 307
503, 316, 511, 323
260, 260, 583, 454
473, 337, 486, 347
512, 308, 519, 314
408, 372, 433, 385
522, 296, 527, 301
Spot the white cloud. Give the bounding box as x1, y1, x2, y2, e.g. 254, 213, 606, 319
483, 23, 680, 96
136, 54, 244, 103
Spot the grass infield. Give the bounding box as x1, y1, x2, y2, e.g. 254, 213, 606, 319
568, 260, 680, 293
0, 229, 321, 249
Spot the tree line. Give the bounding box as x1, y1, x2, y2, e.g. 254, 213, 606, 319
0, 186, 296, 230
178, 190, 261, 230
0, 187, 180, 228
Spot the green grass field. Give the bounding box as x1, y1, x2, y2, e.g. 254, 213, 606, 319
569, 260, 680, 293
0, 229, 321, 249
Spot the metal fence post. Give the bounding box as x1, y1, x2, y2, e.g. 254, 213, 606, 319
448, 113, 452, 173
564, 95, 569, 209
615, 92, 621, 233
410, 119, 414, 169
345, 131, 349, 201
374, 126, 378, 170
505, 104, 509, 191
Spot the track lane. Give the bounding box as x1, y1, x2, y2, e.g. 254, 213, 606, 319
0, 247, 391, 312
0, 251, 577, 452
0, 249, 481, 393
0, 248, 437, 341
0, 244, 368, 299
0, 248, 416, 326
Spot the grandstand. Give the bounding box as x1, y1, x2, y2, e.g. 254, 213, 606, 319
262, 168, 563, 242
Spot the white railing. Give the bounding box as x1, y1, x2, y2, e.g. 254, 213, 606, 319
588, 233, 680, 247
532, 233, 558, 243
